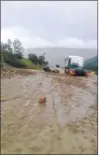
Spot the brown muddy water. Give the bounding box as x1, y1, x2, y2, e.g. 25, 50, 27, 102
1, 72, 97, 154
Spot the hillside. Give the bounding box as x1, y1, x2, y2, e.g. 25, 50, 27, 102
84, 56, 98, 71
26, 47, 97, 66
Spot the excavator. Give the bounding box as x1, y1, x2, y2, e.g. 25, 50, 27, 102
64, 56, 90, 76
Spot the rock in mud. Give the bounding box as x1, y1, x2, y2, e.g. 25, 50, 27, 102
39, 96, 46, 104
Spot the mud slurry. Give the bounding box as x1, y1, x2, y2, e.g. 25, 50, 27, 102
1, 73, 97, 154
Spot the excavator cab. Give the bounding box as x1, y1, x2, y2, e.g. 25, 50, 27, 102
64, 56, 84, 76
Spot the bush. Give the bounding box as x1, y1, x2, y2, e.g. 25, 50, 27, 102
1, 51, 43, 70
18, 58, 33, 69
1, 52, 26, 68
14, 53, 23, 59
28, 54, 38, 64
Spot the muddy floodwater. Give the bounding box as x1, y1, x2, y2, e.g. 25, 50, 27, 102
1, 72, 97, 154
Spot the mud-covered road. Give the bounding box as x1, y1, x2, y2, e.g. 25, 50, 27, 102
1, 72, 97, 154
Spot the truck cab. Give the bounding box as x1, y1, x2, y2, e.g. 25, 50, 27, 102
65, 56, 84, 75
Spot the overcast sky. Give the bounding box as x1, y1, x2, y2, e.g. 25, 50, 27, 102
1, 1, 97, 49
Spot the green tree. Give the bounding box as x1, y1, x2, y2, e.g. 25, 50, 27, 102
13, 39, 24, 59
1, 42, 8, 52
1, 42, 8, 67
38, 54, 48, 65
28, 54, 38, 64
38, 55, 44, 65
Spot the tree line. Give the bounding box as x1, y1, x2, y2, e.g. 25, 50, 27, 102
1, 39, 48, 68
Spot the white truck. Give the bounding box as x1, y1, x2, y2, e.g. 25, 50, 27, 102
64, 55, 89, 76
65, 55, 84, 68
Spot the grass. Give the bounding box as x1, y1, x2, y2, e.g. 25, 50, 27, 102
18, 58, 42, 70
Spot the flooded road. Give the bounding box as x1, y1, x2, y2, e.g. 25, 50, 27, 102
1, 72, 97, 154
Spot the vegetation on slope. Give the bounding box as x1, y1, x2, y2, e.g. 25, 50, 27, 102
1, 39, 48, 70
84, 56, 98, 73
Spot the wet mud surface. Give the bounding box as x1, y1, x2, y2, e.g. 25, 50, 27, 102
1, 72, 97, 154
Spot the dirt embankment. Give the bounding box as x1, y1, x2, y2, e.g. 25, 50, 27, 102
1, 70, 97, 154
